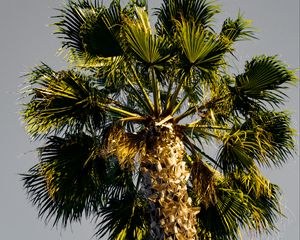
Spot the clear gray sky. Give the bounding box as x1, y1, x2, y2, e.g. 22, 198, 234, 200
0, 0, 298, 239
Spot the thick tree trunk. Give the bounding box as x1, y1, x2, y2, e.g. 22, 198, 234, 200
141, 123, 199, 240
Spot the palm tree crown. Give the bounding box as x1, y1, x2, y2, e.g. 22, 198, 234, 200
21, 0, 297, 239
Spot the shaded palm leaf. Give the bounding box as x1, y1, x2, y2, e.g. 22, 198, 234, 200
196, 180, 245, 240
232, 55, 296, 111
196, 168, 282, 239
22, 64, 107, 138
155, 0, 220, 36
95, 190, 150, 240
103, 160, 136, 200
54, 0, 122, 59
22, 133, 106, 227
240, 111, 294, 167
228, 169, 282, 235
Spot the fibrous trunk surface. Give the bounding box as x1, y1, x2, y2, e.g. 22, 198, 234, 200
141, 123, 199, 240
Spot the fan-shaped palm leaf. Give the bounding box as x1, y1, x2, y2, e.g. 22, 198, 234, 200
22, 133, 106, 227
195, 168, 282, 239
155, 0, 220, 36
95, 190, 150, 240
55, 0, 122, 59
240, 111, 295, 167
124, 7, 170, 65
232, 55, 296, 111
229, 169, 282, 235
217, 110, 294, 173
218, 129, 257, 173
176, 18, 227, 70
220, 13, 255, 43
22, 64, 107, 138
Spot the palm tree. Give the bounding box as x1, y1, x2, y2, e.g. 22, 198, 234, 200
21, 0, 297, 239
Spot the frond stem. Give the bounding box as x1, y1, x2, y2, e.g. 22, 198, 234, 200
182, 134, 221, 168
124, 75, 153, 114
182, 123, 231, 131
171, 93, 189, 115
102, 104, 141, 118
174, 105, 201, 123
150, 67, 162, 117
165, 74, 186, 115
130, 65, 155, 113
119, 116, 148, 122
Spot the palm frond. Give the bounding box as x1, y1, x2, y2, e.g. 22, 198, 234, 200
217, 129, 256, 173
104, 159, 137, 200
240, 111, 295, 167
232, 55, 297, 111
220, 13, 255, 43
22, 133, 107, 227
196, 182, 244, 239
218, 112, 294, 173
89, 56, 129, 92
54, 0, 122, 60
22, 65, 108, 139
124, 7, 170, 65
155, 0, 220, 36
176, 18, 227, 71
229, 169, 283, 235
217, 110, 295, 172
95, 190, 150, 240
195, 167, 282, 239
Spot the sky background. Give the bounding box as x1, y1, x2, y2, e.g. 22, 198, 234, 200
0, 0, 299, 239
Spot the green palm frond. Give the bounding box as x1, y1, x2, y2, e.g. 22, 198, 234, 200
196, 168, 282, 239
217, 110, 295, 173
124, 7, 170, 65
220, 13, 255, 43
176, 19, 227, 71
232, 55, 297, 111
95, 190, 150, 240
229, 169, 282, 235
196, 182, 244, 239
240, 111, 295, 167
217, 128, 257, 173
155, 0, 220, 36
89, 56, 128, 92
21, 133, 107, 227
246, 184, 282, 235
54, 0, 122, 59
22, 64, 107, 138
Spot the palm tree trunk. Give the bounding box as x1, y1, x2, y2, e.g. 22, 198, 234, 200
141, 123, 199, 240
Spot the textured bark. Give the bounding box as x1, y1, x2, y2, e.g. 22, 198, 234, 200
141, 123, 199, 240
